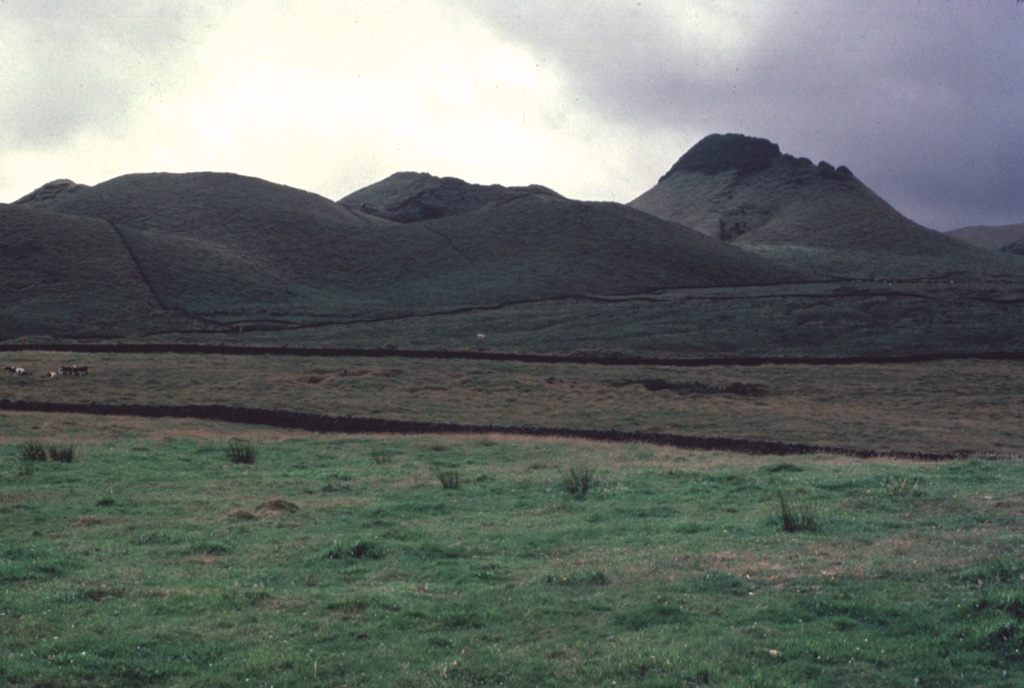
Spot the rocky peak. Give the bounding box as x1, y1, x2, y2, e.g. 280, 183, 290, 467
660, 133, 782, 179
659, 133, 854, 182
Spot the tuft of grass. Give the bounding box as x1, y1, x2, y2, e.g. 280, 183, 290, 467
18, 441, 48, 463
561, 465, 597, 498
224, 439, 256, 465
370, 448, 396, 465
47, 444, 76, 463
546, 570, 610, 587
777, 489, 820, 533
882, 474, 925, 498
324, 538, 386, 561
435, 468, 462, 490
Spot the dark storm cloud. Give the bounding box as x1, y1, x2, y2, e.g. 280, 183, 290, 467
461, 1, 1024, 230
1, 1, 209, 151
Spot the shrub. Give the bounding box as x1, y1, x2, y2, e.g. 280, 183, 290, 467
225, 439, 256, 465
777, 490, 820, 533
561, 465, 597, 498
47, 444, 76, 463
435, 468, 462, 490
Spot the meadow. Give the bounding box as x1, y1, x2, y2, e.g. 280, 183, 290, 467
2, 416, 1024, 687
2, 350, 1023, 456
2, 351, 1023, 685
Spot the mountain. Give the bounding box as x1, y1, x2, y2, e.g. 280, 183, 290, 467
338, 171, 562, 222
630, 134, 1024, 281
946, 223, 1024, 252
6, 170, 798, 336
0, 203, 202, 338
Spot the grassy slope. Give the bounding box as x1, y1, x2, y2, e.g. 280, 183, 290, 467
0, 204, 199, 338
23, 172, 799, 324
2, 427, 1023, 687
31, 172, 412, 318
161, 282, 1024, 360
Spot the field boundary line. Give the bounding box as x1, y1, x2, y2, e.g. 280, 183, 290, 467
2, 343, 1024, 367
0, 399, 971, 461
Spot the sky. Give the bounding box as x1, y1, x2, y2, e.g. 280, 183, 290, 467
1, 0, 1021, 231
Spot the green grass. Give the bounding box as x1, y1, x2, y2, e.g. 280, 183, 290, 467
3, 433, 1024, 686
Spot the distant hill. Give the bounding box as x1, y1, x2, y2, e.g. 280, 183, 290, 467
339, 171, 562, 222
947, 223, 1024, 252
0, 203, 202, 339
4, 170, 798, 338
630, 134, 1024, 281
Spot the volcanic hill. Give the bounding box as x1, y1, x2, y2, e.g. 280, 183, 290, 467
630, 133, 1024, 280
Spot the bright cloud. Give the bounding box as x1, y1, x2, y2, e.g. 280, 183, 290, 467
1, 0, 1022, 229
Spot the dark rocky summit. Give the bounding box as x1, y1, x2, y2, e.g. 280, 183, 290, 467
14, 179, 89, 208
339, 171, 562, 223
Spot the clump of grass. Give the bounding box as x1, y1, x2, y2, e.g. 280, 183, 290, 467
561, 465, 597, 498
435, 468, 462, 490
47, 444, 76, 463
370, 448, 395, 465
546, 570, 610, 587
225, 439, 256, 465
18, 441, 48, 463
324, 539, 386, 561
777, 489, 820, 533
882, 475, 925, 498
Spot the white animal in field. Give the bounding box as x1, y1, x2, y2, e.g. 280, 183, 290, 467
476, 333, 486, 342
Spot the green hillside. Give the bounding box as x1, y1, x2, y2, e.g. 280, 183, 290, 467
0, 204, 201, 339
9, 172, 798, 328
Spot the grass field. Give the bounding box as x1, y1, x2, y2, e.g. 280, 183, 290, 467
2, 418, 1024, 687
2, 351, 1022, 456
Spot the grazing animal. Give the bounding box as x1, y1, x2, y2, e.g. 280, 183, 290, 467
3, 366, 14, 374
57, 365, 87, 377
13, 367, 30, 376
48, 372, 58, 378
476, 333, 486, 342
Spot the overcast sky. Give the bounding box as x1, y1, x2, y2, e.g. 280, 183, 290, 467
2, 1, 1021, 230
